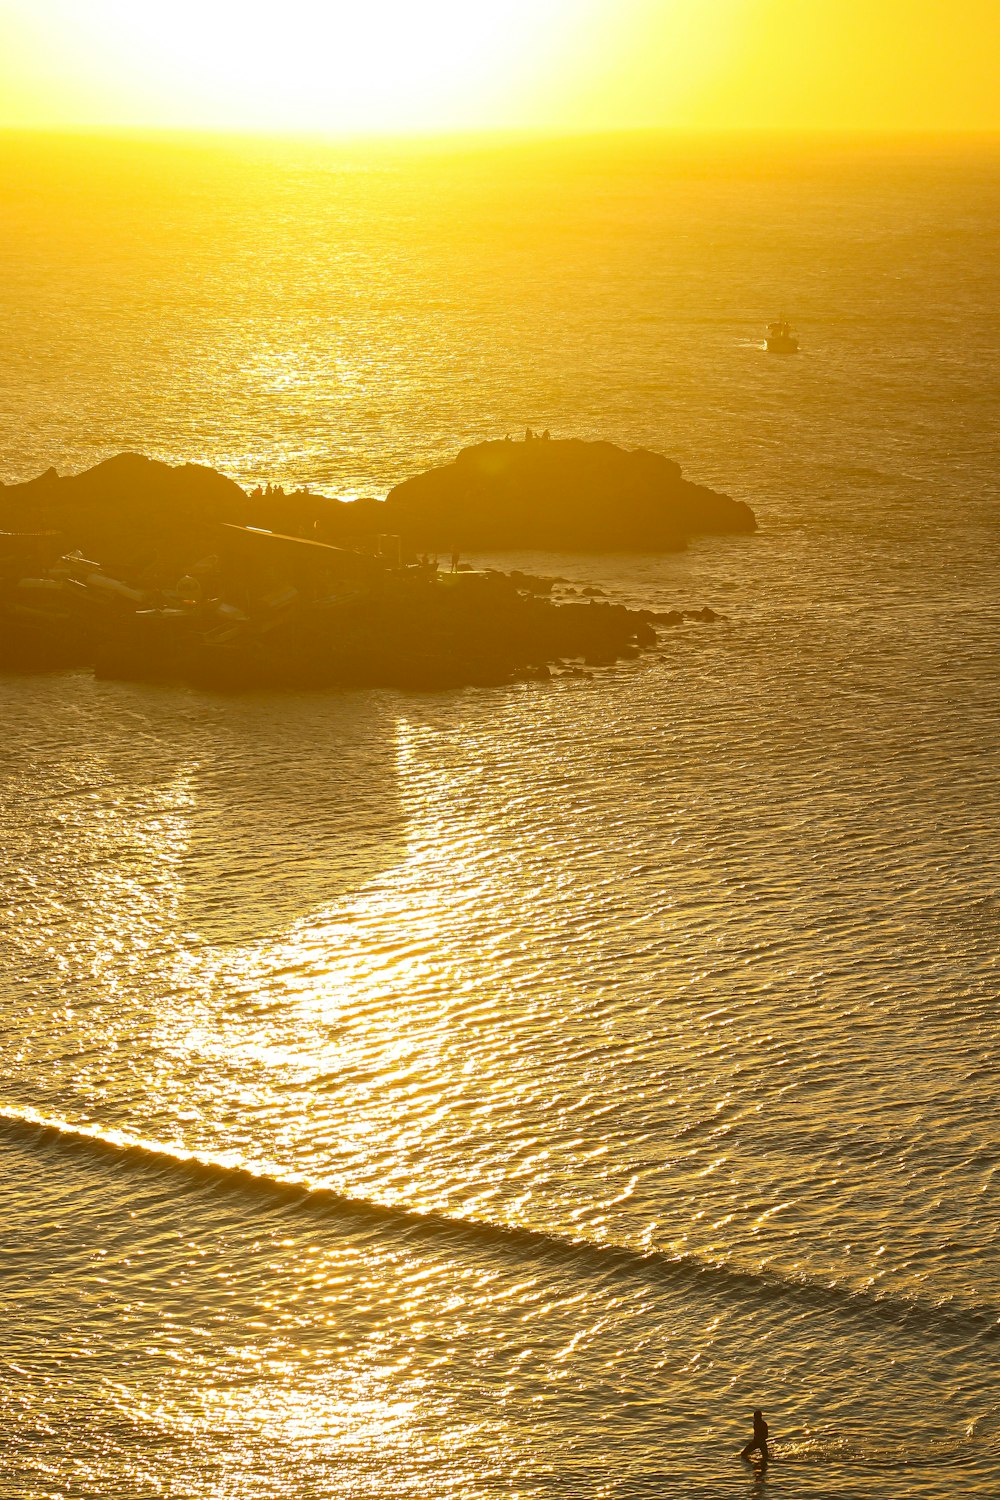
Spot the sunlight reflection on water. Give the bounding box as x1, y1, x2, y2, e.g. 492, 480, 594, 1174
2, 134, 1000, 1498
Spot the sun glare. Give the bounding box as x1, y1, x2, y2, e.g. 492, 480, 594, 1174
2, 0, 998, 132
18, 0, 607, 133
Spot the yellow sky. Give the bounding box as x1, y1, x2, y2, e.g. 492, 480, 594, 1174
1, 0, 997, 133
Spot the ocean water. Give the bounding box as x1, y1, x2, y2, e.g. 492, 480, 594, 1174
1, 132, 999, 1498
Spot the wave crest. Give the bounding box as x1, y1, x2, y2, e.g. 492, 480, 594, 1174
2, 1105, 995, 1344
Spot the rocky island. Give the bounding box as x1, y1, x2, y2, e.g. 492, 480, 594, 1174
0, 436, 751, 689
382, 432, 756, 551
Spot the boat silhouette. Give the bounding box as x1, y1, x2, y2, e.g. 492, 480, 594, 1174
765, 317, 799, 353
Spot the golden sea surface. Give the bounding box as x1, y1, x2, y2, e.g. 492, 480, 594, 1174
1, 132, 999, 1498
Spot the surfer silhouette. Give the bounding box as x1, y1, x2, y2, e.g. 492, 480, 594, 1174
740, 1408, 769, 1464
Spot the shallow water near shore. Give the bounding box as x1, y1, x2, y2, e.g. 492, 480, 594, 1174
2, 132, 999, 1498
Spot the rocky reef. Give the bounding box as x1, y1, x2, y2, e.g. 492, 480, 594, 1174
0, 440, 740, 690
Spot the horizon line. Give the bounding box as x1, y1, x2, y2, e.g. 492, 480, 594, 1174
3, 122, 1000, 147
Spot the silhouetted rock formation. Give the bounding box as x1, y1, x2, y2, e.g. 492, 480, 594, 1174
0, 438, 756, 563
381, 437, 756, 551
0, 454, 249, 580
1, 445, 736, 688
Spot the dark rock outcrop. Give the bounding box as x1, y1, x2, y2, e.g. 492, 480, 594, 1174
382, 436, 756, 551
1, 437, 756, 565
0, 453, 249, 578
0, 452, 390, 579
0, 442, 737, 689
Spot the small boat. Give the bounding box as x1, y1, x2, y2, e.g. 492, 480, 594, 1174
765, 317, 799, 353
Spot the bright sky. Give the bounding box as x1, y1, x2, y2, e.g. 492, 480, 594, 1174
1, 0, 997, 133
